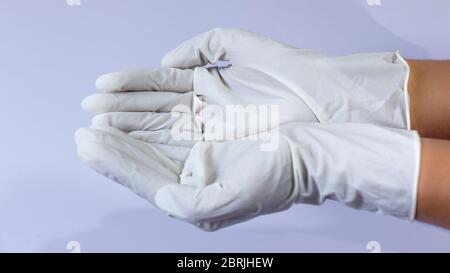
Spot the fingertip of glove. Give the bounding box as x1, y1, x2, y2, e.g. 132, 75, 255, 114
81, 95, 98, 113
75, 128, 93, 160
74, 128, 110, 163
161, 51, 177, 68
95, 72, 121, 92
81, 94, 115, 114
161, 47, 190, 69
81, 95, 94, 113
74, 127, 95, 146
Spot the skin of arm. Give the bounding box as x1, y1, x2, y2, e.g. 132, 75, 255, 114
406, 59, 450, 229
407, 59, 450, 139
416, 138, 450, 229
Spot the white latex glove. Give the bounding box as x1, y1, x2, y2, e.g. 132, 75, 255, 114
75, 121, 420, 231
83, 28, 411, 140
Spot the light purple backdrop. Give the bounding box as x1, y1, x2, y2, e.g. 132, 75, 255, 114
1, 0, 449, 252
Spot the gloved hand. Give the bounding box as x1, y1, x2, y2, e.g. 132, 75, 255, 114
77, 28, 418, 230
75, 120, 420, 231
83, 28, 412, 141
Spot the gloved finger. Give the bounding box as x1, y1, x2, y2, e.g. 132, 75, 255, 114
92, 112, 202, 133
95, 68, 193, 93
77, 126, 182, 174
161, 28, 286, 68
151, 143, 192, 162
129, 129, 203, 147
161, 28, 232, 68
81, 134, 191, 164
75, 127, 181, 203
154, 182, 242, 231
82, 91, 201, 114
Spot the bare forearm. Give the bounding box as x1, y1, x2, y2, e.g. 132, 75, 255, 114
406, 59, 450, 139
415, 137, 450, 229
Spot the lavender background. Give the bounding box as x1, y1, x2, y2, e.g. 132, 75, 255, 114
1, 0, 450, 252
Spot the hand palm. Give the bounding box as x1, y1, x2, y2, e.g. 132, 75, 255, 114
76, 121, 294, 230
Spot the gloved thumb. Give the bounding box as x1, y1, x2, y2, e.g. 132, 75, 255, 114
161, 28, 231, 68
161, 28, 279, 69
